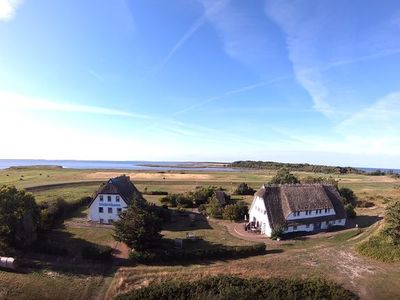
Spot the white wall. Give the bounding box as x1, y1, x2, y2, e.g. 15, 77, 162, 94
287, 208, 335, 220
88, 193, 128, 223
249, 196, 272, 236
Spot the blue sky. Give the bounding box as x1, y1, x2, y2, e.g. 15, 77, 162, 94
1, 0, 400, 168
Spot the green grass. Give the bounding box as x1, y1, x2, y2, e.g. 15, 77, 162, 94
30, 184, 99, 203
0, 270, 104, 300
357, 233, 400, 262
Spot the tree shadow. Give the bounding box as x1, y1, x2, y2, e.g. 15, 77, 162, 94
131, 237, 271, 267
17, 225, 116, 276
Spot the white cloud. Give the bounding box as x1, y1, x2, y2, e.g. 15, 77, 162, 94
0, 0, 23, 21
0, 91, 150, 119
265, 0, 400, 118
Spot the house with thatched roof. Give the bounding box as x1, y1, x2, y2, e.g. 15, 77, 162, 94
248, 184, 346, 236
88, 175, 144, 224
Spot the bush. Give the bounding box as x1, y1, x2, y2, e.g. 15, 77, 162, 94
39, 196, 92, 230
270, 169, 300, 184
129, 243, 266, 263
143, 190, 168, 195
81, 244, 112, 261
116, 275, 357, 300
383, 200, 400, 244
234, 183, 255, 195
339, 188, 357, 206
222, 202, 248, 221
357, 234, 400, 262
345, 204, 357, 218
271, 226, 284, 240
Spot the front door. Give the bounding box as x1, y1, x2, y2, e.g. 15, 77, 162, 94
314, 222, 321, 230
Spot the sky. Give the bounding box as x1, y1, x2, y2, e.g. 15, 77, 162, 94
0, 0, 400, 168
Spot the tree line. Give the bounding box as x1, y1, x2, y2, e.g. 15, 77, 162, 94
230, 160, 362, 174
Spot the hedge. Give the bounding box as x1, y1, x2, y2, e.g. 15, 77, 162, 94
116, 275, 358, 300
130, 243, 266, 263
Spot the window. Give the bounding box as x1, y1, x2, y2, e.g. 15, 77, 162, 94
99, 218, 104, 223
108, 219, 113, 224
108, 195, 111, 202
293, 225, 297, 230
116, 195, 120, 202
100, 195, 103, 202
325, 208, 329, 213
293, 212, 300, 217
117, 208, 122, 213
108, 207, 113, 214
99, 207, 103, 213
306, 224, 310, 228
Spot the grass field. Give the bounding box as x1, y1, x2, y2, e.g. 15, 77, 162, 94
0, 166, 399, 299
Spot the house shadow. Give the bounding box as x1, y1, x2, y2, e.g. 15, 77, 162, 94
163, 211, 212, 232
346, 214, 383, 229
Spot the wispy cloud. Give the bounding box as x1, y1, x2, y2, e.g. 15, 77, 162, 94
265, 0, 400, 118
0, 0, 23, 21
173, 75, 290, 116
0, 91, 150, 119
146, 0, 228, 78
87, 69, 105, 82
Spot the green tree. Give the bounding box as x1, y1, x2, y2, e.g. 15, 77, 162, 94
270, 169, 300, 184
206, 196, 223, 219
234, 183, 255, 195
222, 202, 249, 221
0, 185, 39, 248
383, 201, 400, 244
339, 187, 357, 206
113, 204, 162, 251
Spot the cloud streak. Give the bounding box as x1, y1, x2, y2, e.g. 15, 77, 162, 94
0, 0, 23, 21
0, 91, 150, 119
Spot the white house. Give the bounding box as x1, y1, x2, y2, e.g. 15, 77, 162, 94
248, 184, 347, 236
88, 175, 144, 224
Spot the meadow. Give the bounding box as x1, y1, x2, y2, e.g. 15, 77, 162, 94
0, 166, 399, 299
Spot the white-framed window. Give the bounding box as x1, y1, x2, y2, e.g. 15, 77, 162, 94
100, 218, 104, 223
108, 195, 112, 202
108, 219, 113, 224
293, 212, 300, 217
108, 207, 113, 214
293, 225, 297, 230
100, 195, 103, 202
116, 195, 120, 202
99, 207, 103, 213
306, 224, 310, 228
117, 208, 122, 213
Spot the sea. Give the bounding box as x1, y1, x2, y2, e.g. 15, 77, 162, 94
0, 159, 399, 174
0, 159, 235, 172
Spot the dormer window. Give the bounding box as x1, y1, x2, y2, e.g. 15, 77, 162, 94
100, 195, 103, 202
108, 195, 111, 202
116, 195, 120, 202
293, 211, 300, 217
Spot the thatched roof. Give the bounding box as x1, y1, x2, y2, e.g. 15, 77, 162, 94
214, 190, 227, 206
255, 184, 346, 228
89, 175, 144, 206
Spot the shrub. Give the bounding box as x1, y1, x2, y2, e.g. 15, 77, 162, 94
116, 275, 357, 300
383, 200, 400, 244
81, 244, 112, 261
143, 190, 168, 195
270, 169, 300, 184
205, 196, 223, 219
339, 188, 357, 206
357, 234, 400, 262
345, 204, 357, 218
129, 243, 266, 263
222, 202, 248, 221
234, 183, 255, 195
271, 226, 284, 240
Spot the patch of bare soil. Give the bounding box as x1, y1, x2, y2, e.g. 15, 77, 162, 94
85, 172, 211, 181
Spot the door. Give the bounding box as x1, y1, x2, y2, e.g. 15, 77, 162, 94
314, 222, 321, 230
